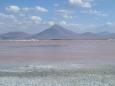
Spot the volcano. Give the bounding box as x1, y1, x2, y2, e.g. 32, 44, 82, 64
32, 24, 77, 40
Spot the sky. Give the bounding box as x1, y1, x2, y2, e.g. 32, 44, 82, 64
0, 0, 115, 33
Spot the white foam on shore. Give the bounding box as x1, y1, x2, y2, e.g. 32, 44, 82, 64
8, 39, 40, 42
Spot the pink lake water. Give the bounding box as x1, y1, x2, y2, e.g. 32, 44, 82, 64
0, 40, 115, 65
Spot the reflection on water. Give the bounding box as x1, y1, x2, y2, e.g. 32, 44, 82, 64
0, 45, 64, 49
0, 40, 115, 65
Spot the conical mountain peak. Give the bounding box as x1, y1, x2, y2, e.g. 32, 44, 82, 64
49, 24, 66, 31
32, 24, 77, 39
51, 24, 63, 28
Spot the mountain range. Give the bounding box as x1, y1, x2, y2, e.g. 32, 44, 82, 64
0, 24, 115, 40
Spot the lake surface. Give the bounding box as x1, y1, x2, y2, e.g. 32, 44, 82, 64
0, 40, 115, 86
0, 40, 115, 65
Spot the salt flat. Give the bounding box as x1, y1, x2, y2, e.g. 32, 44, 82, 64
0, 65, 115, 86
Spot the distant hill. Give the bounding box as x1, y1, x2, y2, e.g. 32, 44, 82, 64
31, 24, 78, 40
0, 25, 115, 40
79, 32, 111, 40
0, 32, 30, 40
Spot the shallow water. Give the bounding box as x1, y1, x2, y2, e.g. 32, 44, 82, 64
0, 40, 115, 65
0, 40, 115, 86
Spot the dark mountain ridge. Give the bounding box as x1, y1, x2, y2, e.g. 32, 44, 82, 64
0, 25, 115, 40
0, 32, 30, 40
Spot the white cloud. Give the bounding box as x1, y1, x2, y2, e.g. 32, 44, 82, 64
0, 13, 17, 22
6, 5, 48, 13
69, 0, 93, 8
0, 12, 114, 33
47, 21, 55, 26
31, 16, 42, 21
22, 7, 31, 12
59, 21, 67, 25
56, 10, 74, 19
31, 16, 42, 24
83, 9, 108, 17
63, 14, 73, 19
106, 22, 115, 26
0, 13, 55, 33
6, 5, 20, 13
36, 6, 48, 12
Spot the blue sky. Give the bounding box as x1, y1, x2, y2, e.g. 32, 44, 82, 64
0, 0, 115, 33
